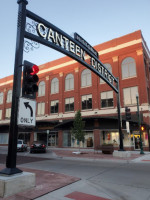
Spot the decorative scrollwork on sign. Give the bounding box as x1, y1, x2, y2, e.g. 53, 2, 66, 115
24, 40, 40, 53
25, 20, 38, 34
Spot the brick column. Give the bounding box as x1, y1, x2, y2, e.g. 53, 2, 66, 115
29, 132, 34, 146
58, 130, 63, 147
112, 56, 119, 108
2, 88, 7, 120
92, 73, 98, 110
93, 129, 100, 148
59, 72, 64, 113
45, 76, 50, 115
93, 119, 100, 148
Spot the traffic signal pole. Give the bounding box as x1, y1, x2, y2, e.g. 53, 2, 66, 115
0, 0, 28, 175
116, 78, 124, 151
136, 94, 144, 154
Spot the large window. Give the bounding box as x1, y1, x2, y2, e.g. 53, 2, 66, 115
65, 97, 74, 112
51, 78, 59, 94
81, 69, 91, 87
123, 86, 138, 106
0, 92, 3, 104
65, 74, 74, 91
0, 110, 2, 120
122, 57, 136, 79
51, 100, 59, 114
100, 63, 112, 83
38, 81, 45, 96
6, 90, 12, 103
5, 108, 11, 119
101, 91, 113, 108
82, 94, 92, 110
37, 102, 45, 115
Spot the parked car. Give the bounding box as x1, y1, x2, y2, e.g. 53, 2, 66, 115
30, 142, 46, 153
17, 140, 27, 152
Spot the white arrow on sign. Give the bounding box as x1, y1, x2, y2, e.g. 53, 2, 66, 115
17, 97, 36, 126
24, 102, 33, 117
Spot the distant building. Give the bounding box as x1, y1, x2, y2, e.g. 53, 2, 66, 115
0, 30, 150, 151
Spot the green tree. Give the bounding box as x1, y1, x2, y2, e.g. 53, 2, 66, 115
71, 110, 85, 151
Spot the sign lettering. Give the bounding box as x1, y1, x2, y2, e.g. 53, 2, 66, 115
37, 23, 86, 61
25, 10, 118, 92
17, 97, 36, 127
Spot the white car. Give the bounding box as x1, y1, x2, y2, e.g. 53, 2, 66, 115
17, 140, 27, 152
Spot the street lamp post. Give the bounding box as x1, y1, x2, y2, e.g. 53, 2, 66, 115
47, 130, 49, 148
136, 94, 144, 154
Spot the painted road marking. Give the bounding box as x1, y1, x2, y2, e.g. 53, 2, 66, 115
65, 191, 111, 200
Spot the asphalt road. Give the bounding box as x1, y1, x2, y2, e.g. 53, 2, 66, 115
1, 147, 150, 200
19, 159, 150, 200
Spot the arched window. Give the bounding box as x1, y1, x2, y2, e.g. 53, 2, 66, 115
81, 69, 91, 87
38, 81, 45, 96
122, 57, 136, 79
7, 90, 12, 103
51, 78, 59, 94
65, 74, 74, 91
100, 63, 112, 83
0, 92, 3, 104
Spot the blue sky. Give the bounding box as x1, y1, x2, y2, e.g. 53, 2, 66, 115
0, 0, 150, 78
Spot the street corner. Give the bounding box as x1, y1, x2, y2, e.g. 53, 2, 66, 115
0, 168, 80, 200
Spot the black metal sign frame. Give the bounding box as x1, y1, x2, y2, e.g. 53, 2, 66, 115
0, 0, 123, 175
25, 9, 118, 93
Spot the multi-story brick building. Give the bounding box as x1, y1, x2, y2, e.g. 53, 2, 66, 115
0, 30, 150, 151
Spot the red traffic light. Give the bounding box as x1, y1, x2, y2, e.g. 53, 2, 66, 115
141, 126, 145, 131
30, 65, 39, 75
22, 60, 39, 99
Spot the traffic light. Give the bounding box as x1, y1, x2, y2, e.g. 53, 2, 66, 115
141, 125, 145, 132
125, 107, 131, 121
22, 60, 39, 99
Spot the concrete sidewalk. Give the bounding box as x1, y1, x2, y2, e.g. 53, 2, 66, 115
0, 147, 150, 200
50, 147, 150, 163
0, 165, 80, 200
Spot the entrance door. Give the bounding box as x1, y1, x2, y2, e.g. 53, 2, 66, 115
134, 134, 140, 150
48, 133, 58, 147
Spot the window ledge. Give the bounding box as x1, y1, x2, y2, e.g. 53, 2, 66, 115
81, 85, 92, 89
101, 106, 114, 109
122, 76, 137, 80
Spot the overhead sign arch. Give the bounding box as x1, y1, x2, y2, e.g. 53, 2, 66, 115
1, 0, 123, 176
25, 10, 118, 93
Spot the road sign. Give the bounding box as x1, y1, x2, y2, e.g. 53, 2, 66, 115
17, 97, 36, 126
126, 121, 130, 133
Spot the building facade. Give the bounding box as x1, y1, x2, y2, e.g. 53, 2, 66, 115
0, 30, 150, 151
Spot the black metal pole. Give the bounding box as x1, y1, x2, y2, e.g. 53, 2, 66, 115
116, 78, 124, 151
0, 0, 28, 175
136, 95, 144, 154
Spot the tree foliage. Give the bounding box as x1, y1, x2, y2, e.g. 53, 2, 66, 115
71, 110, 85, 143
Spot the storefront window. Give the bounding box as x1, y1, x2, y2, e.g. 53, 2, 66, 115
101, 131, 119, 145
0, 133, 9, 144
71, 131, 93, 148
63, 131, 71, 147
131, 131, 148, 149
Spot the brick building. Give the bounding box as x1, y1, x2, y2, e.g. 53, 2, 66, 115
0, 30, 150, 151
